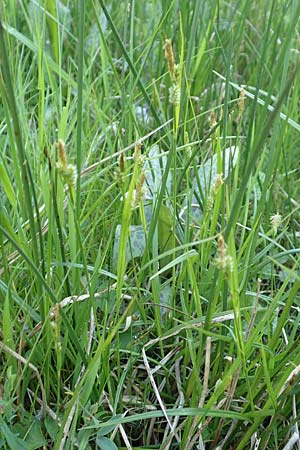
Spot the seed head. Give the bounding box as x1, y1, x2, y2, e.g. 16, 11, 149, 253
169, 84, 181, 106
238, 89, 246, 114
164, 39, 175, 80
119, 152, 126, 174
270, 212, 282, 235
215, 234, 234, 275
212, 173, 224, 195
134, 142, 145, 168
57, 139, 67, 171
206, 173, 224, 211
56, 140, 77, 187
210, 111, 217, 128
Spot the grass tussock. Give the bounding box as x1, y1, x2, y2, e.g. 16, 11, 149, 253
0, 1, 300, 449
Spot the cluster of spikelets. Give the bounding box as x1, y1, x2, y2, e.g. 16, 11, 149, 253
164, 39, 181, 106
130, 144, 147, 209
116, 143, 147, 210
215, 234, 234, 276
56, 139, 77, 188
206, 173, 224, 211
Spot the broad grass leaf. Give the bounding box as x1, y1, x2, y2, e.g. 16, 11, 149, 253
113, 225, 146, 269
0, 420, 31, 450
44, 416, 59, 441
159, 282, 172, 317
97, 416, 123, 437
22, 421, 47, 449
144, 145, 172, 197
96, 436, 118, 450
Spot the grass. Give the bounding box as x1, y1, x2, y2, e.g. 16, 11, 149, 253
0, 1, 300, 449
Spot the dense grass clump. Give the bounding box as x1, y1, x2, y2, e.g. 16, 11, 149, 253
0, 1, 300, 449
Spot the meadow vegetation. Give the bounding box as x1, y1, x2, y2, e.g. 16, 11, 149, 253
0, 1, 300, 449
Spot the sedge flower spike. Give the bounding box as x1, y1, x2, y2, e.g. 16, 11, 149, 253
164, 39, 175, 81
169, 84, 181, 106
207, 173, 224, 211
56, 140, 77, 188
164, 38, 181, 106
270, 212, 282, 235
215, 234, 234, 275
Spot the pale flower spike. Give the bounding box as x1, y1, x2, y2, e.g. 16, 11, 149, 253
270, 212, 282, 235
215, 234, 234, 275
